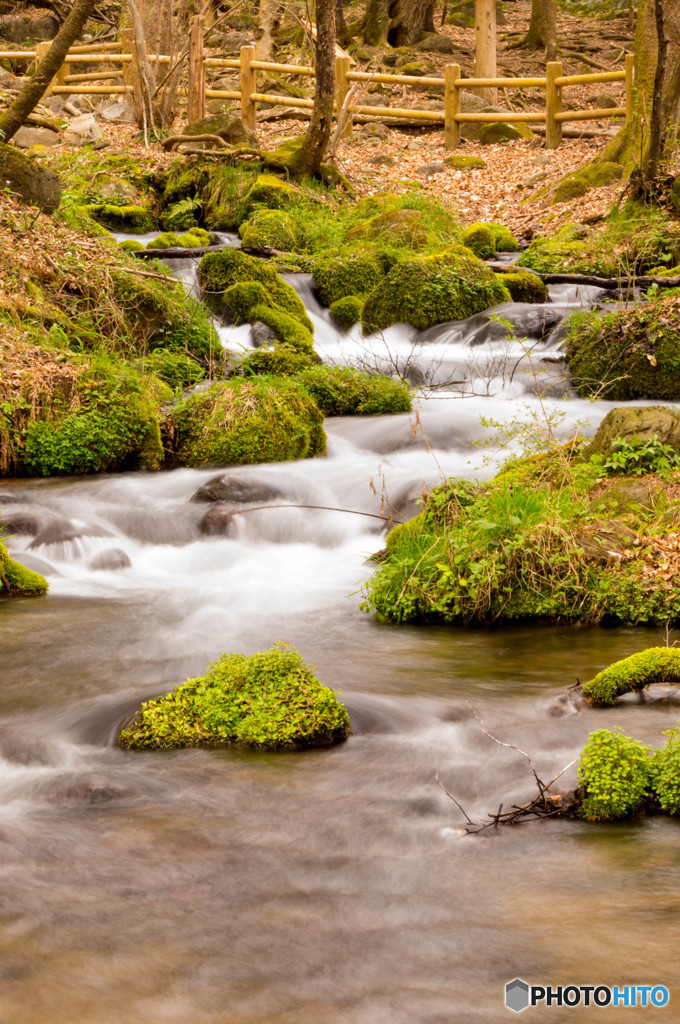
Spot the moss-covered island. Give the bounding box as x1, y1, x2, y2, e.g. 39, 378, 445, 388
0, 541, 48, 598
118, 643, 351, 751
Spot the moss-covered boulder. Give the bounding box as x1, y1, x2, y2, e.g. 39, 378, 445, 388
312, 250, 384, 307
361, 246, 511, 332
498, 271, 548, 304
151, 229, 213, 250
478, 122, 533, 144
168, 377, 326, 466
583, 648, 680, 706
584, 405, 680, 459
118, 643, 350, 751
566, 296, 680, 400
198, 248, 313, 332
296, 366, 411, 416
553, 162, 623, 205
243, 173, 302, 214
444, 154, 487, 170
118, 239, 144, 252
183, 111, 258, 147
0, 141, 61, 212
221, 281, 315, 351
134, 350, 205, 392
240, 344, 318, 377
489, 222, 518, 252
461, 223, 495, 259
0, 541, 48, 597
239, 209, 302, 251
329, 295, 363, 329
84, 203, 156, 232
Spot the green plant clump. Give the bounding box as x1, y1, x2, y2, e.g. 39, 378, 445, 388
578, 729, 651, 821
603, 436, 680, 478
134, 349, 205, 392
0, 542, 48, 598
361, 245, 511, 332
582, 648, 680, 706
240, 344, 319, 377
118, 643, 351, 751
650, 729, 680, 815
169, 377, 326, 466
84, 203, 156, 232
296, 365, 412, 416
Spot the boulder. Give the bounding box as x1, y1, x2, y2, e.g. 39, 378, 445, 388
183, 111, 258, 147
585, 407, 680, 459
0, 141, 61, 212
29, 520, 109, 549
459, 92, 489, 113
0, 14, 58, 43
417, 162, 447, 176
477, 121, 533, 144
100, 99, 136, 123
368, 154, 396, 167
192, 474, 283, 504
0, 510, 41, 536
444, 154, 486, 170
251, 321, 277, 347
89, 548, 132, 571
415, 33, 457, 54
62, 113, 103, 147
12, 126, 60, 149
200, 505, 234, 536
591, 93, 619, 109
599, 477, 662, 514
358, 123, 390, 140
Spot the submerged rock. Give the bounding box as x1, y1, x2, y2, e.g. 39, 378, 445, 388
192, 474, 283, 504
89, 548, 132, 571
29, 520, 109, 549
200, 505, 234, 536
118, 643, 351, 751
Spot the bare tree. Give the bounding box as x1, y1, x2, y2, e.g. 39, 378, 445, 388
297, 0, 336, 176
515, 0, 557, 61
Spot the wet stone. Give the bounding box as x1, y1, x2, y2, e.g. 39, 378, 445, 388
192, 475, 283, 504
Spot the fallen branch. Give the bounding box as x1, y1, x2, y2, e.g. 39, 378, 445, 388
488, 263, 680, 291
134, 243, 225, 259
161, 133, 229, 151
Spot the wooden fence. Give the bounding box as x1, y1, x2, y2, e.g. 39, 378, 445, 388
1, 23, 634, 151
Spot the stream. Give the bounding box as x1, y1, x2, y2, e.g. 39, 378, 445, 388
1, 240, 679, 1023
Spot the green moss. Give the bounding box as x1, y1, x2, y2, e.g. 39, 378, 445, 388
151, 231, 182, 249
118, 643, 350, 751
488, 223, 518, 252
553, 162, 623, 205
21, 356, 166, 476
240, 344, 319, 377
169, 377, 326, 466
0, 541, 48, 598
198, 248, 313, 332
118, 239, 144, 252
222, 281, 271, 323
296, 365, 411, 416
84, 203, 156, 232
444, 155, 487, 170
361, 245, 511, 332
243, 173, 302, 214
582, 648, 680, 707
478, 122, 533, 144
578, 729, 651, 821
134, 349, 205, 391
151, 229, 213, 250
329, 295, 363, 329
250, 305, 315, 351
499, 271, 548, 303
239, 209, 302, 251
461, 223, 496, 260
566, 296, 680, 400
312, 250, 384, 307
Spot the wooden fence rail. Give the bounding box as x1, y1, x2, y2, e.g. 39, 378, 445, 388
1, 29, 635, 151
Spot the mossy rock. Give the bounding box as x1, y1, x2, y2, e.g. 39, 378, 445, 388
0, 541, 48, 598
0, 140, 61, 212
198, 248, 313, 333
583, 648, 680, 706
169, 377, 326, 466
134, 350, 205, 392
362, 245, 511, 332
250, 304, 315, 351
566, 298, 680, 400
239, 209, 302, 251
118, 239, 144, 252
488, 222, 518, 252
243, 173, 302, 214
329, 295, 363, 329
84, 203, 156, 232
478, 122, 533, 144
672, 177, 680, 217
461, 223, 496, 259
183, 111, 258, 147
312, 250, 384, 307
296, 365, 411, 416
518, 222, 612, 276
240, 344, 319, 377
498, 271, 548, 304
584, 405, 680, 459
444, 154, 487, 170
553, 162, 623, 205
151, 229, 213, 250
118, 643, 350, 751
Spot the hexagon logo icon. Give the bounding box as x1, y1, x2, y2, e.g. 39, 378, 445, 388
506, 978, 530, 1013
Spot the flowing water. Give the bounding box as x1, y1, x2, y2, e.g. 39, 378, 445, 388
1, 243, 679, 1023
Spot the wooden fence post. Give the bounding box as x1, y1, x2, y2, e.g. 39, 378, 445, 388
188, 14, 205, 122
625, 52, 635, 120
444, 63, 461, 150
545, 61, 563, 150
36, 40, 56, 98
335, 54, 351, 137
121, 25, 141, 117
240, 45, 256, 129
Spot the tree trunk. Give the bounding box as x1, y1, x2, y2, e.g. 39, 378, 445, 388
601, 0, 680, 179
360, 0, 436, 47
521, 0, 557, 58
126, 0, 178, 129
254, 0, 282, 60
299, 0, 336, 176
336, 0, 350, 47
0, 0, 98, 143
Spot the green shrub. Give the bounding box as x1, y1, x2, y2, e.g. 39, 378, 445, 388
362, 246, 510, 332
603, 436, 680, 478
240, 344, 319, 377
296, 365, 411, 416
650, 729, 680, 815
198, 248, 313, 332
578, 729, 651, 821
582, 648, 680, 706
169, 376, 326, 466
118, 643, 350, 751
329, 295, 363, 329
461, 223, 496, 259
239, 209, 302, 251
312, 250, 384, 307
0, 542, 48, 598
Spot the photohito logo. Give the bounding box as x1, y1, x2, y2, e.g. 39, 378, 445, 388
505, 980, 670, 1012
